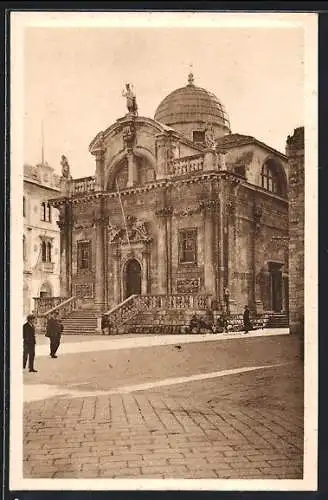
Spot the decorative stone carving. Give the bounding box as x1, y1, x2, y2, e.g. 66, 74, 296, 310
173, 206, 202, 217
199, 199, 220, 210
74, 283, 94, 299
176, 278, 200, 294
226, 199, 236, 217
253, 203, 263, 233
107, 221, 123, 243
155, 206, 174, 217
205, 123, 216, 150
107, 216, 151, 244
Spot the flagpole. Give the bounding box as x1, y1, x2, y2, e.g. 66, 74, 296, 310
41, 120, 44, 165
116, 179, 132, 251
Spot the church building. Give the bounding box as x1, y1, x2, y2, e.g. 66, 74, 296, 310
50, 73, 289, 321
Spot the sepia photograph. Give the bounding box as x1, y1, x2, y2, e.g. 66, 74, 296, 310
10, 11, 318, 492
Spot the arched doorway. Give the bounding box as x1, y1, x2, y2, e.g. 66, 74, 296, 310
124, 259, 142, 299
39, 281, 53, 298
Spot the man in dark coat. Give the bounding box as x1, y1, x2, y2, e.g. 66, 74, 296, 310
243, 305, 252, 334
23, 314, 37, 372
46, 311, 63, 358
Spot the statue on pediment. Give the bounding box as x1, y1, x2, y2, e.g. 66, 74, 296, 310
60, 155, 70, 178
122, 83, 138, 115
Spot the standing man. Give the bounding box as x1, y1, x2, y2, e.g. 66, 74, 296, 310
243, 305, 252, 334
46, 311, 63, 358
23, 314, 37, 373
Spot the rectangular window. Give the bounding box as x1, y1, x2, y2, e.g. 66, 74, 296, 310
234, 165, 246, 177
193, 130, 205, 144
179, 229, 197, 265
23, 197, 26, 217
77, 241, 91, 270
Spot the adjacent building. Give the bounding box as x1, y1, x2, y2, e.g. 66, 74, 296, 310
286, 127, 305, 336
50, 73, 289, 317
23, 162, 61, 317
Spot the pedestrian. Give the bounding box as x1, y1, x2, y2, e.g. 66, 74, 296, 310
46, 310, 63, 358
23, 314, 37, 372
101, 314, 109, 335
243, 305, 252, 334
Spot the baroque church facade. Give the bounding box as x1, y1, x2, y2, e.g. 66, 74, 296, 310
50, 73, 289, 317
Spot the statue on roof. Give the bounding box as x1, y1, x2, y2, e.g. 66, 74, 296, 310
60, 155, 70, 178
205, 123, 216, 150
122, 83, 138, 115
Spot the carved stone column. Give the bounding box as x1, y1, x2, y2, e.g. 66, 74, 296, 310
112, 245, 121, 305
127, 152, 138, 187
141, 246, 150, 295
57, 200, 73, 298
94, 201, 106, 312
155, 206, 172, 294
202, 199, 217, 300
155, 133, 169, 179
92, 132, 106, 191
253, 202, 263, 313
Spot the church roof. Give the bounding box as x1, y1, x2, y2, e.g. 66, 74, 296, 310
154, 73, 231, 132
216, 133, 287, 160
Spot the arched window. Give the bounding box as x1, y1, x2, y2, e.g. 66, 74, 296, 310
40, 202, 46, 221
23, 235, 26, 262
261, 163, 279, 194
41, 241, 47, 262
47, 203, 52, 222
47, 242, 52, 262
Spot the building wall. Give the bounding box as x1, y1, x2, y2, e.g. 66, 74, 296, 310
286, 127, 304, 335
67, 173, 288, 315
223, 143, 288, 191
23, 165, 61, 317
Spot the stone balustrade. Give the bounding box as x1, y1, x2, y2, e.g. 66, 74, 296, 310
71, 176, 96, 195
104, 294, 212, 329
104, 294, 141, 328
168, 154, 204, 177
35, 296, 78, 334
33, 296, 67, 315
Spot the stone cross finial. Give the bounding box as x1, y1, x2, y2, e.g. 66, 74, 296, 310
188, 64, 195, 86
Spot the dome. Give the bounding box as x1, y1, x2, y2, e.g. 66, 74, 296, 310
154, 73, 231, 139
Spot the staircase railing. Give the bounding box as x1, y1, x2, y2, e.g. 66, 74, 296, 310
33, 296, 67, 315
35, 296, 78, 334
103, 295, 142, 328
104, 294, 212, 329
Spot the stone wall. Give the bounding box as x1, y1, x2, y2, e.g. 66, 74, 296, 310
286, 127, 304, 335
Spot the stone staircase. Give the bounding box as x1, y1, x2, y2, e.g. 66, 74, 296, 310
267, 313, 289, 328
61, 309, 99, 335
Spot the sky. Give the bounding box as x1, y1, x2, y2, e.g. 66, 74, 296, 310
23, 22, 304, 178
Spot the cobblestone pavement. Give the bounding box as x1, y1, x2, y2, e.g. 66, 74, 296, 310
23, 333, 304, 480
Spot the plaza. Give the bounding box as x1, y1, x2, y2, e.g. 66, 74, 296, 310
23, 329, 303, 480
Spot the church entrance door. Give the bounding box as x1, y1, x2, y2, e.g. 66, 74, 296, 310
125, 259, 142, 299
269, 263, 283, 312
